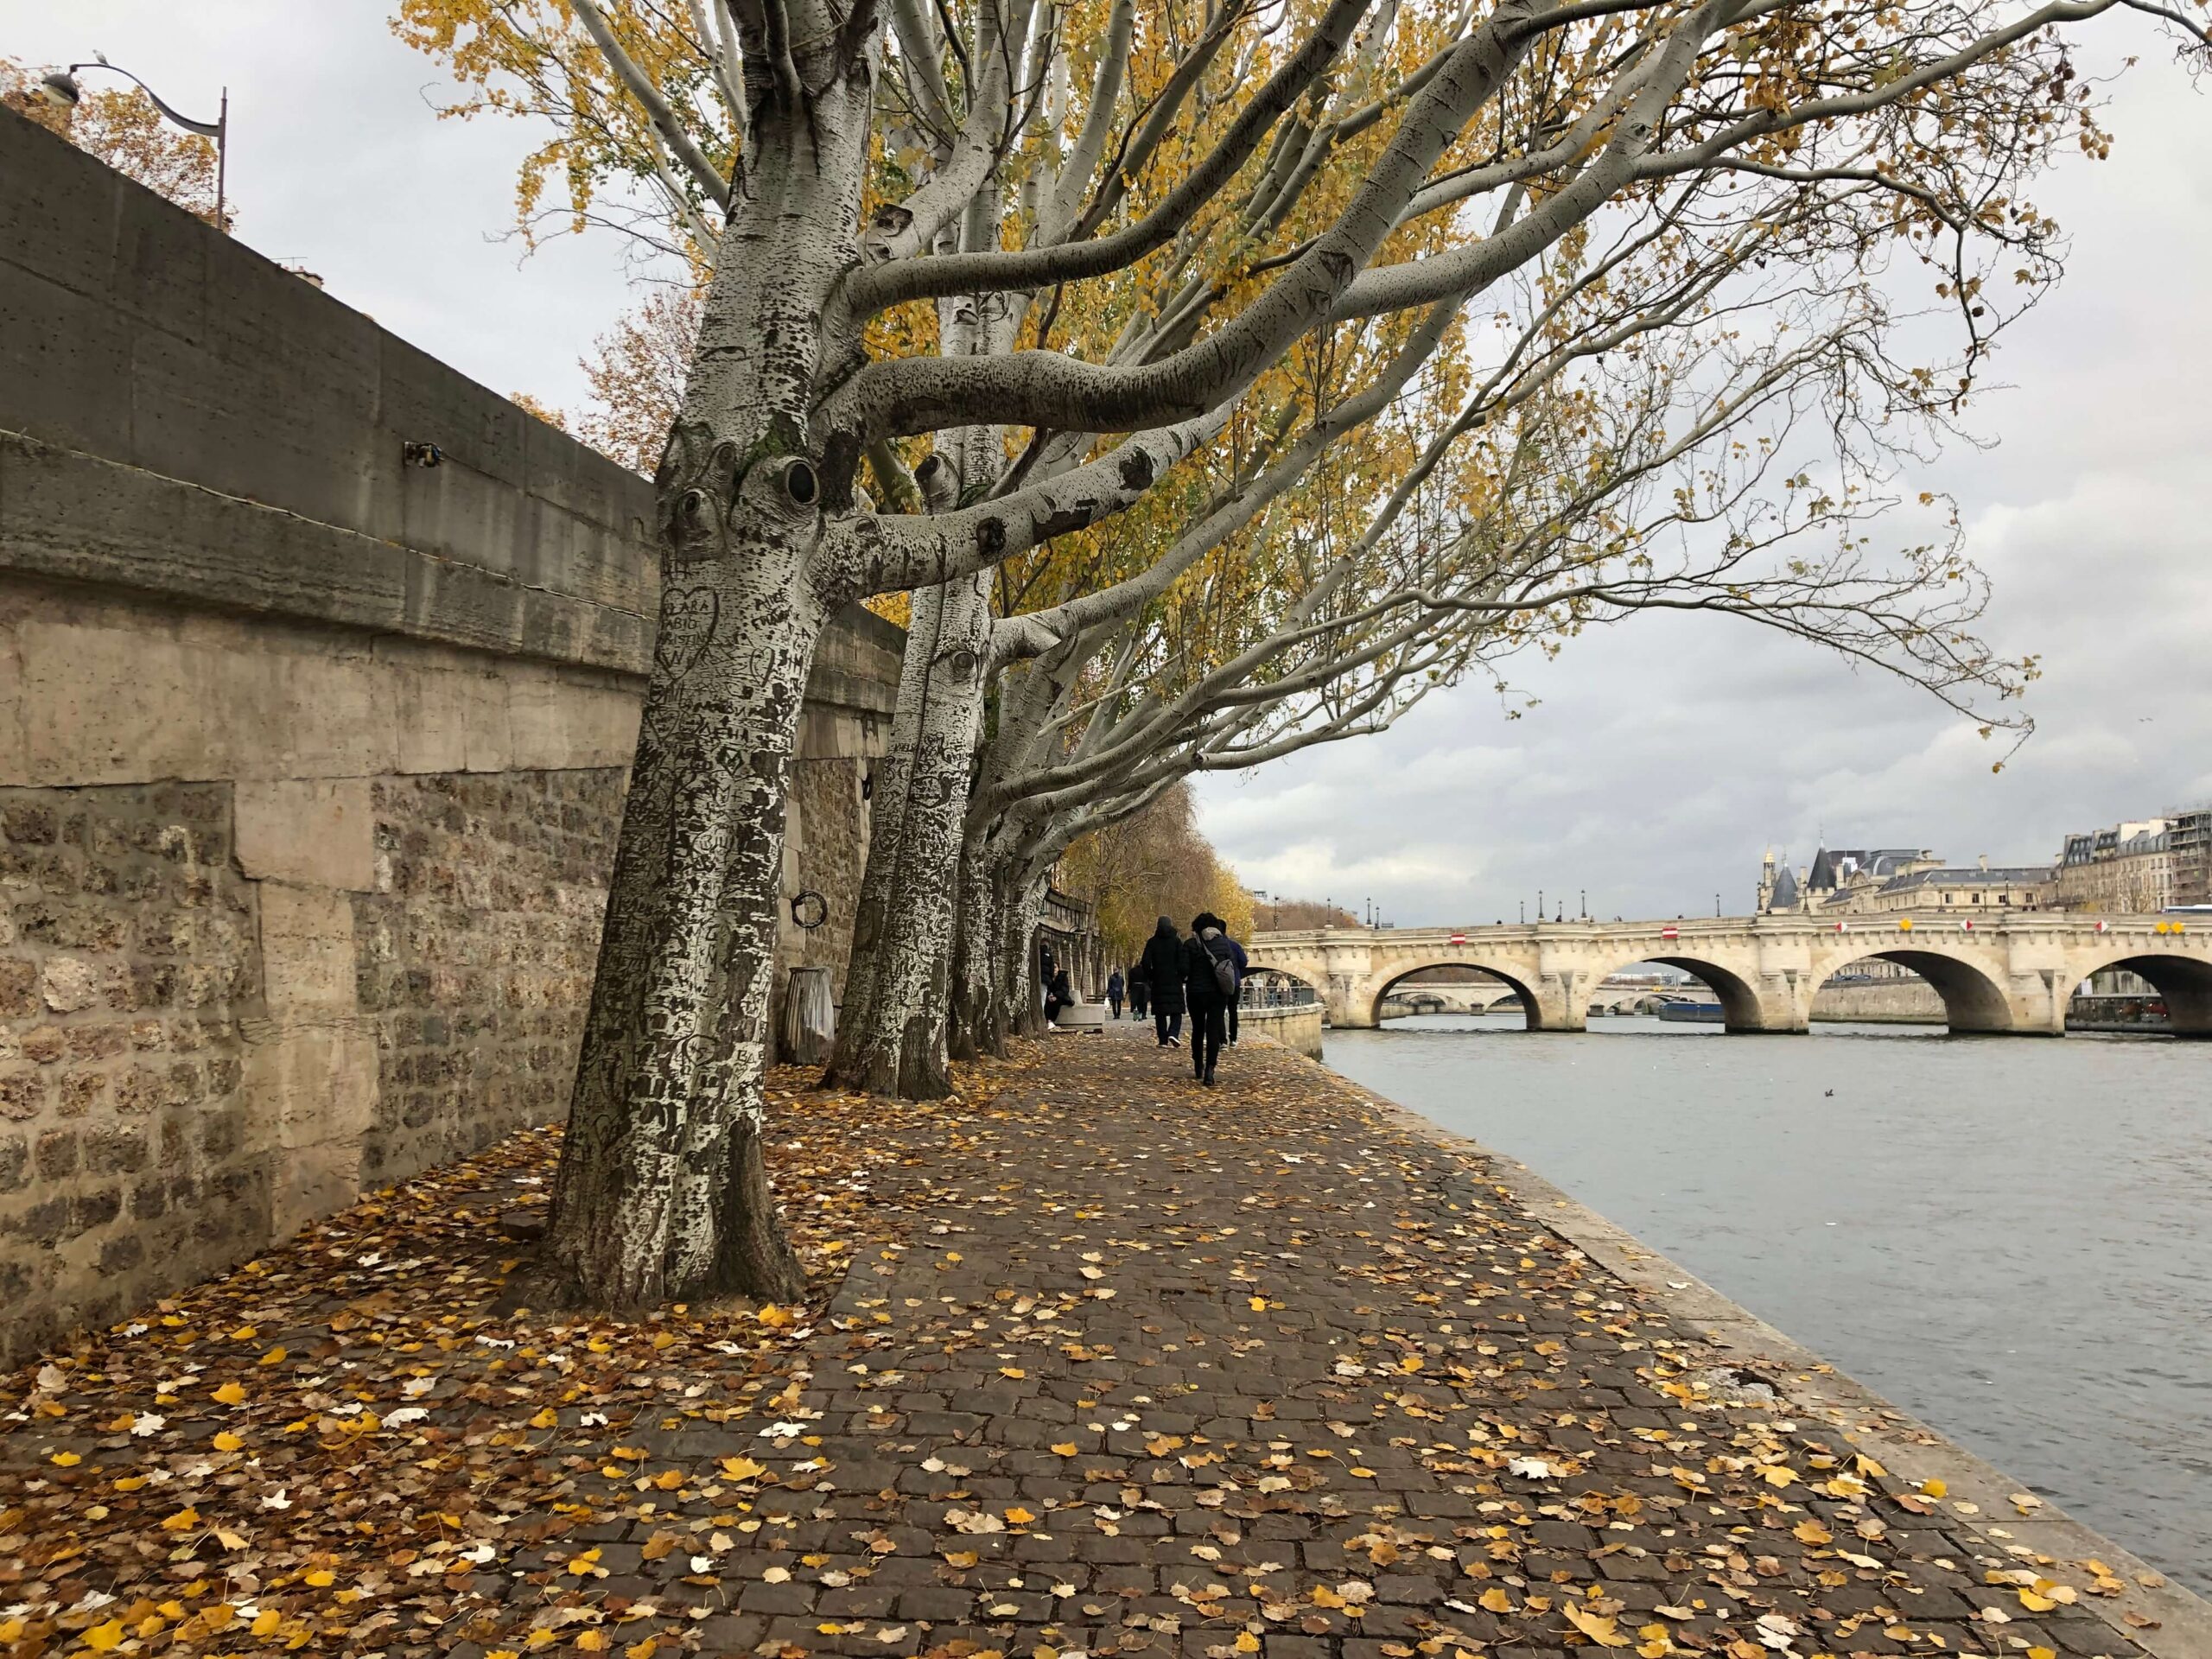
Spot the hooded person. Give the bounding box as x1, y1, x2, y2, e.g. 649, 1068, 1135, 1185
1138, 916, 1186, 1047
1181, 912, 1239, 1086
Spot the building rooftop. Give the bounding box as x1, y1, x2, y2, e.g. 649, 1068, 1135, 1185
1870, 867, 2051, 893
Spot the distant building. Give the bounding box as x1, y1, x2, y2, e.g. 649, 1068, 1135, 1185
2055, 804, 2212, 912
1758, 845, 2053, 916
2178, 809, 2212, 906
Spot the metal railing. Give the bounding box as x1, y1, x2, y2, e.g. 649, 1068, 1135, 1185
1240, 976, 1318, 1009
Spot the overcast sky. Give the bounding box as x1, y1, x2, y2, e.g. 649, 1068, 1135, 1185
6, 3, 2206, 925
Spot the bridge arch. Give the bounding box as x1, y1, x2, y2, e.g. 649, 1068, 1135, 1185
1370, 963, 1539, 1029
1811, 945, 2015, 1033
2066, 950, 2212, 1038
1588, 955, 1773, 1030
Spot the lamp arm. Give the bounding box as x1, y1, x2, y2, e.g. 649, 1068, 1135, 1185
68, 60, 222, 137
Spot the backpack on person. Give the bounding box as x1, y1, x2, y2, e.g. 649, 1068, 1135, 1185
1205, 933, 1237, 1000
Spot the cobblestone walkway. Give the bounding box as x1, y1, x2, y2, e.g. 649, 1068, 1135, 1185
0, 1027, 2162, 1658
740, 1027, 2143, 1659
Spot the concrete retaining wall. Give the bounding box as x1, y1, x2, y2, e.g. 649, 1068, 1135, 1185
0, 107, 901, 1364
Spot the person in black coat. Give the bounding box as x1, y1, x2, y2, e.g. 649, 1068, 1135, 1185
1221, 931, 1249, 1045
1128, 965, 1149, 1020
1181, 911, 1238, 1085
1107, 969, 1125, 1019
1138, 917, 1185, 1046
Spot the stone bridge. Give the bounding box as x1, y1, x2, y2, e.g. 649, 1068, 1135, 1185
1247, 914, 2212, 1036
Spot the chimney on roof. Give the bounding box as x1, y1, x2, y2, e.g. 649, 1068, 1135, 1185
1979, 854, 1989, 872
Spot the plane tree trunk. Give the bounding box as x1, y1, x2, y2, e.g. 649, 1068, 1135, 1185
540, 66, 872, 1313
823, 566, 991, 1097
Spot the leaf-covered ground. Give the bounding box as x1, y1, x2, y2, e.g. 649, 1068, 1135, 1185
1, 1028, 2148, 1658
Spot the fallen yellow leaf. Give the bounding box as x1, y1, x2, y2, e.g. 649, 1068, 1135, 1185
213, 1430, 245, 1452
212, 1381, 246, 1406
1479, 1588, 1514, 1614
1564, 1605, 1632, 1648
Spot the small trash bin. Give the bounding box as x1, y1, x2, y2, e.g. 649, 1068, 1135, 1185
781, 967, 835, 1065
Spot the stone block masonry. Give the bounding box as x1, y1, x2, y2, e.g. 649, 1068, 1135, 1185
0, 785, 263, 1340
350, 771, 624, 1190
0, 106, 902, 1363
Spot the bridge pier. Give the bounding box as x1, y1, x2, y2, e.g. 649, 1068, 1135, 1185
1527, 976, 1586, 1032
1325, 975, 1377, 1029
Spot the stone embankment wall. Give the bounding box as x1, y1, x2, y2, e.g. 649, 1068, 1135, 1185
1241, 1004, 1325, 1058
1810, 980, 1946, 1023
0, 109, 900, 1363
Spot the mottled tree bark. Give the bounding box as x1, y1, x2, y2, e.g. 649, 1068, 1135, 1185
826, 276, 1011, 1098
823, 568, 991, 1096
946, 842, 1004, 1061
541, 63, 873, 1313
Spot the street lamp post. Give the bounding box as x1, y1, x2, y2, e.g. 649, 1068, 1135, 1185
40, 55, 228, 231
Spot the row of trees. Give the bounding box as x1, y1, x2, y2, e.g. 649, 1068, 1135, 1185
1055, 781, 1255, 970
390, 0, 2199, 1311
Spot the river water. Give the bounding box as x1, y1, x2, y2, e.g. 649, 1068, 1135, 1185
1322, 1014, 2212, 1592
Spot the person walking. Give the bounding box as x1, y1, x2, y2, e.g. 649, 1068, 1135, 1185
1107, 968, 1125, 1020
1181, 911, 1238, 1086
1128, 964, 1149, 1020
1220, 927, 1249, 1045
1139, 917, 1185, 1047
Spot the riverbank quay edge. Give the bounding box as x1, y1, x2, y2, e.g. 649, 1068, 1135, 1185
1, 1029, 2202, 1659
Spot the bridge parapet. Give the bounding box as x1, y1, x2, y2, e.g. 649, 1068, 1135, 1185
1247, 914, 2212, 1037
